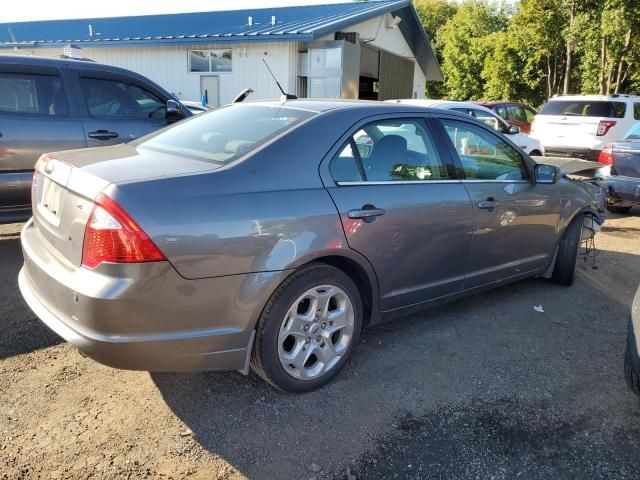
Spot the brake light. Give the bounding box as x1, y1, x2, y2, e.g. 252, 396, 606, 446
596, 120, 616, 136
598, 143, 614, 165
82, 193, 166, 268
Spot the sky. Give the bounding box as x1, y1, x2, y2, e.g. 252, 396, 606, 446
2, 0, 353, 23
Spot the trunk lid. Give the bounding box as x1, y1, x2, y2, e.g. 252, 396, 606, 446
32, 144, 218, 269
532, 99, 627, 148
532, 115, 602, 147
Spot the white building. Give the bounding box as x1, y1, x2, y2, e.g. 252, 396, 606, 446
0, 0, 442, 106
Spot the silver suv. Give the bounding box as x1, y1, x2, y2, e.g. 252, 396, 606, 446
0, 55, 189, 223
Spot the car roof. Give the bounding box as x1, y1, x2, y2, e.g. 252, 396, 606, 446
548, 94, 640, 102
0, 53, 150, 77
391, 98, 498, 115
236, 98, 474, 117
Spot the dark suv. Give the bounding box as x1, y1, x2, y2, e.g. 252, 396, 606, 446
0, 55, 190, 223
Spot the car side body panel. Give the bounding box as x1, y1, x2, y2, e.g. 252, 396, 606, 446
18, 101, 605, 376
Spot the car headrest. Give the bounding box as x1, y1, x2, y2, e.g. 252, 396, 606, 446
368, 135, 408, 181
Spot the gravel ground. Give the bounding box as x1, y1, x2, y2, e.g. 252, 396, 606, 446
1, 209, 639, 480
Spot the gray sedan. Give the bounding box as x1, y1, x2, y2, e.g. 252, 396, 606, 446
19, 100, 603, 392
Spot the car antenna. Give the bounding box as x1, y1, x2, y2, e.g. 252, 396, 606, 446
232, 88, 254, 103
263, 59, 297, 101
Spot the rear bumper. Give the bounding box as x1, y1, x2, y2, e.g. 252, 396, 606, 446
19, 219, 289, 372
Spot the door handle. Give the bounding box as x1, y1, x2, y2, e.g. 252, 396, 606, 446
88, 130, 119, 140
348, 206, 386, 219
478, 198, 499, 210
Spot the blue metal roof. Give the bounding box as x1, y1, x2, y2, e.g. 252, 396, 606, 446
0, 0, 442, 80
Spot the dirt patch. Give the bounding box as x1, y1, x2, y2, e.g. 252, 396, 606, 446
1, 212, 640, 479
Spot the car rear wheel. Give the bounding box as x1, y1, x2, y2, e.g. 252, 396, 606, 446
250, 264, 362, 392
607, 204, 632, 214
529, 149, 542, 156
551, 214, 584, 286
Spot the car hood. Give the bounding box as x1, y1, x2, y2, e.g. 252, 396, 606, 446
49, 143, 218, 185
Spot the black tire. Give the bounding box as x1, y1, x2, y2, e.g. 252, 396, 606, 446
551, 214, 584, 286
625, 332, 640, 397
529, 150, 542, 157
607, 204, 632, 214
250, 264, 363, 393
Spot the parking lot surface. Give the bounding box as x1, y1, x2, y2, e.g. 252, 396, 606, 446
1, 211, 640, 480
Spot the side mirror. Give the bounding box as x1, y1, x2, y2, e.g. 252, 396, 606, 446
508, 125, 520, 135
166, 99, 185, 122
534, 163, 561, 184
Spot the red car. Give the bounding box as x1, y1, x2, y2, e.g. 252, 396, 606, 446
475, 101, 537, 134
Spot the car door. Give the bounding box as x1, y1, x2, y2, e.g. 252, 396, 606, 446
322, 115, 473, 311
76, 73, 170, 147
436, 116, 561, 288
0, 66, 85, 209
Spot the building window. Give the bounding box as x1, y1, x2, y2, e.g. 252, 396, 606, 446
188, 49, 232, 73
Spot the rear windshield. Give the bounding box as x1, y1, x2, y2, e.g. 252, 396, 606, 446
538, 100, 626, 118
137, 104, 315, 164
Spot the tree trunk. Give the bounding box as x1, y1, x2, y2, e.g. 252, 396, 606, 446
546, 55, 552, 99
599, 36, 607, 95
614, 28, 632, 93
563, 0, 575, 94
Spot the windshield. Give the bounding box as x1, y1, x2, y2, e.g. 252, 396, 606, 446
538, 100, 626, 118
137, 104, 315, 164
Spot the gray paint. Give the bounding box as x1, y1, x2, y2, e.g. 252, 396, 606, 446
0, 55, 190, 223
19, 99, 603, 373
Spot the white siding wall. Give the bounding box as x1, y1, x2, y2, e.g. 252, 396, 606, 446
9, 42, 299, 104
83, 42, 299, 104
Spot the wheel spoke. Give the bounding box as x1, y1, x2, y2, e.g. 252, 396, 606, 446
327, 305, 351, 329
314, 287, 336, 320
316, 336, 338, 363
280, 312, 310, 338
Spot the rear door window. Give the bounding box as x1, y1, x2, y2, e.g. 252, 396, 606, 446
539, 100, 626, 118
507, 105, 527, 122
523, 106, 536, 122
80, 77, 166, 119
331, 119, 448, 183
0, 72, 68, 116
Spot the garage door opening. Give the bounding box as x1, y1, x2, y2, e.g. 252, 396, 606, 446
359, 45, 414, 101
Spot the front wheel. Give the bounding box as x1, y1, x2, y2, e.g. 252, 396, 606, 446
250, 264, 362, 392
551, 214, 584, 286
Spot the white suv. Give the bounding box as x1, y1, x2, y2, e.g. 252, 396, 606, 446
392, 100, 545, 156
531, 94, 640, 161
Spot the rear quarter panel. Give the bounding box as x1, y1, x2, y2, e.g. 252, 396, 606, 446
107, 108, 374, 280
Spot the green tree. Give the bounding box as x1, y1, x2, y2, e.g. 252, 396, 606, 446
439, 0, 508, 100
413, 0, 458, 98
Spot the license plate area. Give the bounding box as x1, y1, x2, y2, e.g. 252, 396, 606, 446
37, 175, 66, 226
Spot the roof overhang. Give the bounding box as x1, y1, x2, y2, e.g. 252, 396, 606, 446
0, 0, 442, 81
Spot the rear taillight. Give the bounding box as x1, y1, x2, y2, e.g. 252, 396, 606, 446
596, 120, 616, 136
598, 143, 614, 165
82, 193, 166, 268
